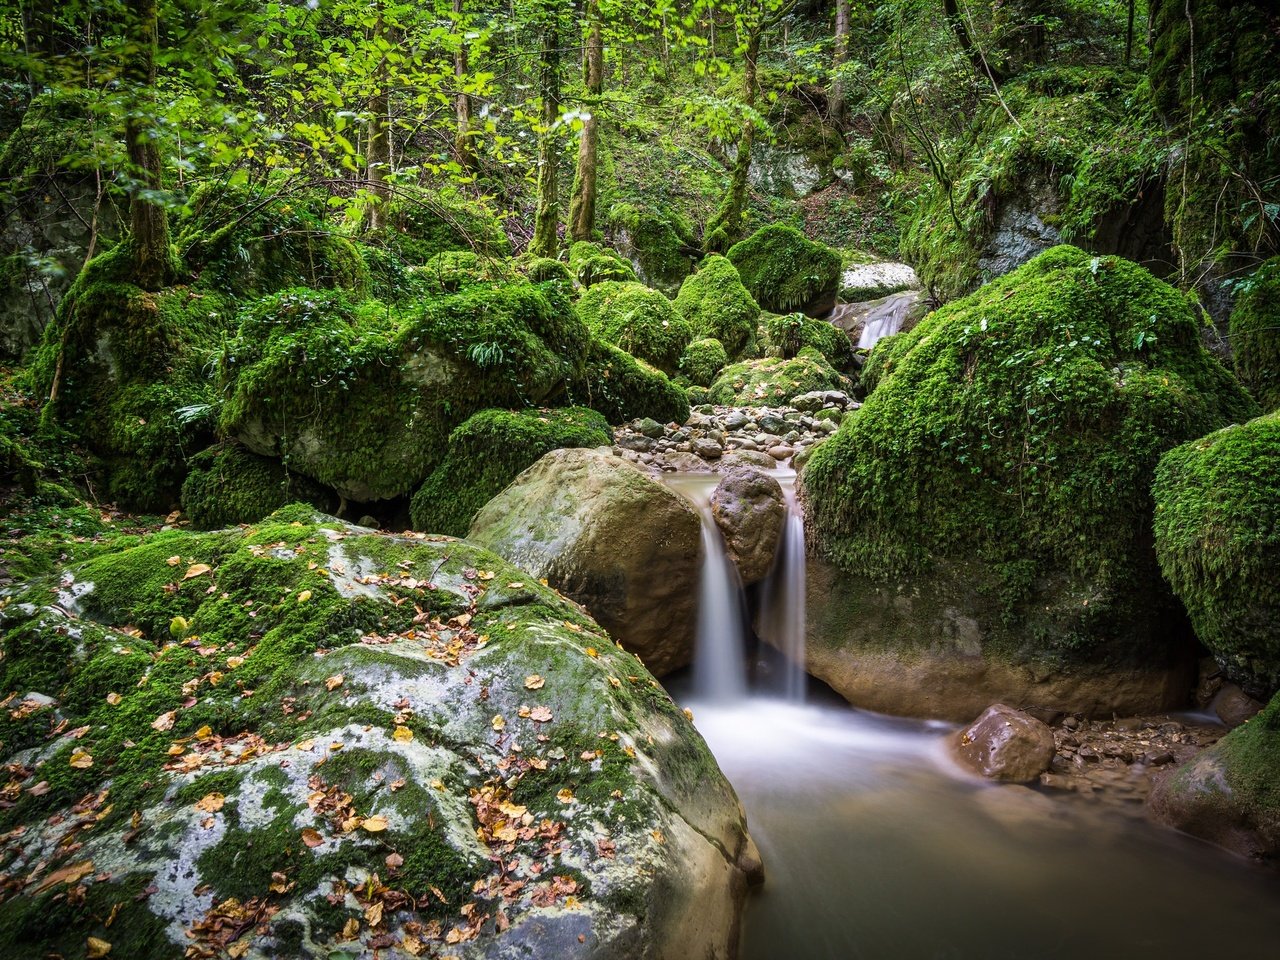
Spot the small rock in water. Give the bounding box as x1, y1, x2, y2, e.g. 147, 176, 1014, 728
694, 438, 724, 460
767, 445, 793, 461
952, 703, 1056, 783
723, 410, 750, 430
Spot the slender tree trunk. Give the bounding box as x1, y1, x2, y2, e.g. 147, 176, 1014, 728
831, 0, 850, 125
704, 28, 761, 252
125, 0, 175, 290
366, 11, 392, 229
943, 0, 1004, 87
454, 0, 475, 169
530, 5, 561, 258
1125, 0, 1135, 67
568, 0, 603, 242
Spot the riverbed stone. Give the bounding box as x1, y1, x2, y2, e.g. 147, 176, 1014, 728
711, 467, 786, 585
953, 704, 1057, 782
468, 448, 702, 675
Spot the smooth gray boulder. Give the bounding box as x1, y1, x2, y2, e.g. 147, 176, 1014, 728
469, 448, 702, 675
711, 468, 784, 586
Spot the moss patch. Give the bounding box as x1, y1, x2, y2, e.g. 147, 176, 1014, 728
679, 338, 729, 388
181, 441, 334, 530
1229, 258, 1280, 411
565, 338, 690, 425
725, 224, 840, 315
673, 255, 760, 358
707, 348, 849, 407
576, 281, 694, 375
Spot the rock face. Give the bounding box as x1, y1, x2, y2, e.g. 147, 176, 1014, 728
468, 448, 702, 675
0, 507, 757, 958
1148, 691, 1280, 860
711, 467, 786, 585
952, 704, 1056, 782
827, 290, 928, 352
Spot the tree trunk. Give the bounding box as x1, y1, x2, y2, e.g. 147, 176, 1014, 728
454, 0, 475, 169
831, 0, 851, 126
530, 6, 561, 259
704, 28, 761, 252
943, 0, 1004, 88
366, 11, 392, 230
568, 0, 603, 242
125, 0, 176, 290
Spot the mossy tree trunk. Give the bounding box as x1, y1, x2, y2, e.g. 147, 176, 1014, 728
568, 0, 603, 242
704, 28, 761, 253
453, 0, 476, 170
830, 0, 851, 126
124, 0, 177, 291
942, 0, 1004, 87
529, 3, 562, 259
366, 10, 393, 231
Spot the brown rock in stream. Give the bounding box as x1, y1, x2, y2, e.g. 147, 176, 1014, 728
711, 467, 785, 585
953, 703, 1056, 782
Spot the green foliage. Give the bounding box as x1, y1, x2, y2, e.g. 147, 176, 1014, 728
707, 347, 849, 407
566, 339, 690, 425
575, 281, 694, 374
805, 246, 1257, 659
672, 255, 760, 358
679, 338, 729, 388
726, 224, 840, 314
1229, 258, 1280, 410
409, 407, 611, 536
378, 189, 512, 266
567, 241, 638, 287
1153, 411, 1280, 697
181, 441, 332, 530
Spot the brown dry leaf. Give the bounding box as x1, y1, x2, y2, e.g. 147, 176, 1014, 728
391, 726, 413, 743
476, 570, 495, 581
364, 900, 384, 927
86, 937, 111, 958
389, 778, 406, 792
362, 815, 389, 833
227, 942, 250, 959
452, 613, 473, 628
385, 852, 404, 871
523, 675, 545, 690
32, 860, 94, 893
69, 750, 93, 769
269, 872, 292, 894
340, 917, 360, 941
182, 563, 212, 580
325, 674, 344, 692
166, 555, 181, 566
26, 781, 49, 796
506, 582, 525, 589
527, 757, 548, 771
194, 793, 225, 813
301, 828, 324, 848
402, 934, 425, 956
150, 711, 176, 732
529, 706, 553, 723
105, 692, 122, 705
226, 656, 245, 669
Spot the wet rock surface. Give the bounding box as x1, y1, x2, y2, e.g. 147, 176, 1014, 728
952, 704, 1056, 782
710, 468, 786, 585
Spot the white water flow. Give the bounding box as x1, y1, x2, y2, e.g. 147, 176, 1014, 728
665, 474, 748, 702
757, 469, 806, 701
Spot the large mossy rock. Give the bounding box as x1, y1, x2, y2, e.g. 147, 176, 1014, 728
409, 407, 612, 537
1148, 690, 1280, 860
707, 348, 851, 407
607, 203, 694, 295
673, 256, 760, 358
1228, 257, 1280, 411
802, 246, 1258, 721
376, 188, 511, 266
758, 312, 856, 372
576, 281, 694, 375
679, 338, 730, 388
180, 441, 333, 530
219, 281, 588, 502
566, 338, 690, 426
0, 507, 757, 958
468, 449, 702, 676
1153, 412, 1280, 699
725, 225, 840, 317
568, 242, 638, 288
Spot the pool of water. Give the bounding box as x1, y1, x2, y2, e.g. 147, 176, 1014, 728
678, 691, 1280, 960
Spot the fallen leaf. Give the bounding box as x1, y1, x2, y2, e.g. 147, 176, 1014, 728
362, 815, 389, 832
585, 647, 598, 658
69, 750, 93, 769
182, 563, 212, 580
86, 937, 111, 958
391, 726, 413, 743
385, 852, 404, 870
226, 656, 245, 669
227, 942, 249, 959
325, 674, 344, 692
194, 725, 213, 740
32, 860, 94, 893
106, 692, 122, 706
365, 900, 384, 927
301, 828, 324, 848
340, 917, 360, 941
507, 582, 525, 589
524, 675, 545, 690
476, 570, 495, 581
166, 555, 181, 566
297, 589, 312, 603
491, 714, 505, 732
194, 793, 225, 813
151, 711, 176, 732
529, 706, 553, 723
556, 788, 574, 804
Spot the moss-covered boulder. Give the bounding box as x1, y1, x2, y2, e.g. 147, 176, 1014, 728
607, 203, 694, 295
469, 449, 702, 675
1229, 257, 1280, 411
525, 256, 574, 285
679, 339, 729, 388
566, 339, 690, 426
29, 248, 234, 511
0, 507, 758, 958
376, 187, 511, 265
1153, 412, 1280, 699
576, 282, 694, 375
672, 256, 760, 358
1148, 690, 1280, 860
568, 242, 638, 288
725, 225, 840, 316
409, 407, 611, 537
180, 441, 333, 530
707, 348, 851, 407
219, 281, 589, 502
418, 250, 516, 295
759, 312, 856, 372
801, 246, 1258, 720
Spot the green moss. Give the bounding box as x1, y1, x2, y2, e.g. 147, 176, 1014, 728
759, 311, 855, 372
409, 407, 611, 536
607, 203, 694, 294
805, 246, 1258, 662
672, 255, 760, 358
1153, 411, 1280, 697
418, 250, 517, 295
565, 338, 690, 425
679, 338, 729, 388
725, 224, 841, 315
375, 187, 511, 265
1229, 258, 1280, 411
181, 441, 333, 529
525, 257, 574, 285
568, 241, 638, 287
707, 348, 849, 407
576, 281, 693, 375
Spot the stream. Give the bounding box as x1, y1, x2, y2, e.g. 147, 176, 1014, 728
664, 468, 1280, 959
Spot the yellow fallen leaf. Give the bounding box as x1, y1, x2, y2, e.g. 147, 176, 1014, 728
301, 827, 324, 847
166, 555, 181, 566
491, 714, 505, 732
585, 647, 598, 658
194, 725, 213, 740
297, 589, 312, 603
194, 793, 225, 813
392, 726, 414, 743
325, 674, 344, 692
340, 917, 360, 941
477, 570, 495, 581
507, 582, 525, 589
524, 675, 545, 690
69, 750, 93, 769
105, 692, 122, 706
362, 815, 389, 833
556, 788, 575, 804
86, 937, 111, 958
227, 942, 250, 959
226, 656, 245, 669
365, 899, 384, 926
182, 563, 212, 580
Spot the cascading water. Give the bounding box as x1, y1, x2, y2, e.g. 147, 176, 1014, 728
756, 469, 806, 701
664, 474, 748, 702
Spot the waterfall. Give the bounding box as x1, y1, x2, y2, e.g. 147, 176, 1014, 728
665, 475, 749, 702
758, 471, 807, 701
